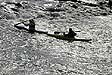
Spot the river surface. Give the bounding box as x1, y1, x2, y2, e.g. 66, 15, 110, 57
0, 0, 112, 75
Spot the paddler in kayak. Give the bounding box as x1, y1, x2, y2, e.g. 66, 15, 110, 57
22, 19, 35, 33
15, 19, 48, 34
16, 19, 35, 33
63, 28, 77, 38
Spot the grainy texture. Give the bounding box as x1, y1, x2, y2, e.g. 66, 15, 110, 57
0, 0, 112, 75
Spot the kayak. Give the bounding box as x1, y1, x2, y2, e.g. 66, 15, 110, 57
47, 33, 92, 42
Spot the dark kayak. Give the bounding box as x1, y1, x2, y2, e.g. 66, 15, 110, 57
47, 33, 92, 42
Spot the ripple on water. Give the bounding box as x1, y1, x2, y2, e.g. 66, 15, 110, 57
13, 39, 27, 47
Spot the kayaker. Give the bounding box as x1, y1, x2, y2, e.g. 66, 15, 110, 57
21, 19, 35, 33
28, 19, 35, 33
64, 28, 77, 38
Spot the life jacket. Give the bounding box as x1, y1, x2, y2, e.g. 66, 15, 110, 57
67, 30, 76, 38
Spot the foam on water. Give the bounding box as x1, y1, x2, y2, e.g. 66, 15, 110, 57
96, 15, 112, 21
44, 3, 53, 7
81, 0, 97, 4
46, 0, 54, 1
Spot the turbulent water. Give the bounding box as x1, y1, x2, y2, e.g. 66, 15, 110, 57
1, 0, 112, 75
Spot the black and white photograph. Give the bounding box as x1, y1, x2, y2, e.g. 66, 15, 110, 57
0, 0, 112, 75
